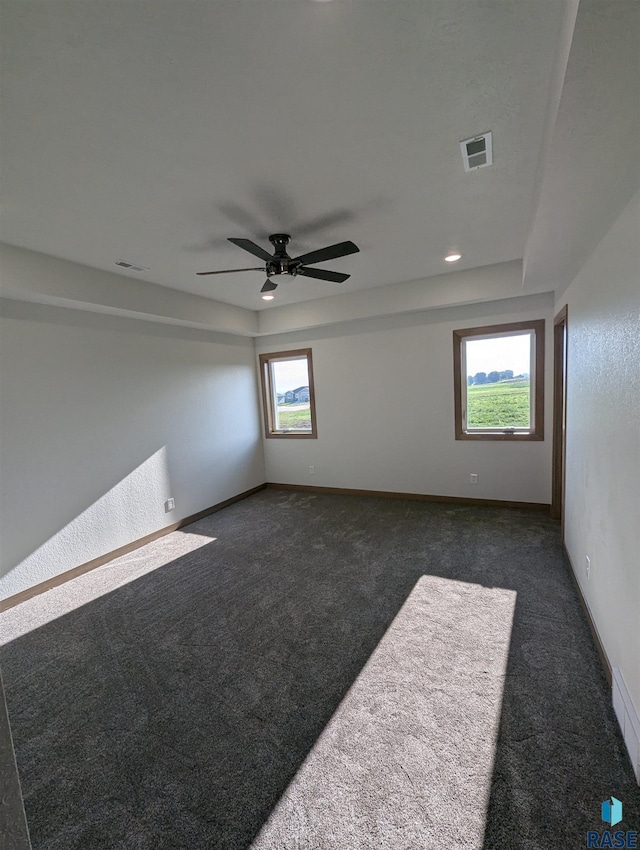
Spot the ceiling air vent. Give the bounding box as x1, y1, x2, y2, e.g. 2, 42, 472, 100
115, 260, 149, 273
460, 132, 493, 172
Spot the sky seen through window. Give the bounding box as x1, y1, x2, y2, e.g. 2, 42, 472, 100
465, 333, 531, 377
272, 358, 310, 393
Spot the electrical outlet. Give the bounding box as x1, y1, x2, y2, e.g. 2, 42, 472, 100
585, 555, 591, 579
309, 466, 315, 475
165, 498, 175, 512
470, 473, 478, 485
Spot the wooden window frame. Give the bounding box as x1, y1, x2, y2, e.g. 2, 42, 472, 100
551, 305, 568, 523
453, 319, 545, 441
259, 348, 318, 439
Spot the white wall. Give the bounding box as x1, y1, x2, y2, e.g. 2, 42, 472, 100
559, 189, 640, 715
256, 294, 554, 504
0, 298, 265, 600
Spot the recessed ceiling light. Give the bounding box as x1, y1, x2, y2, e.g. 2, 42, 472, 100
445, 253, 462, 263
261, 294, 275, 301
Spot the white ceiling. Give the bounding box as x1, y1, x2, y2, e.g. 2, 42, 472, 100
1, 1, 638, 329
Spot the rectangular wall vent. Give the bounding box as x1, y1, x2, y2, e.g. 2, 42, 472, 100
115, 260, 149, 272
460, 132, 493, 172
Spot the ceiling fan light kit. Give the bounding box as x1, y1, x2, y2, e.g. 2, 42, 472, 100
198, 232, 360, 300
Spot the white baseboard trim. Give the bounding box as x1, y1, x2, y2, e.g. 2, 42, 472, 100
612, 668, 640, 785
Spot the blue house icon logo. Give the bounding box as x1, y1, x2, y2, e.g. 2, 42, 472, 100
602, 797, 623, 827
588, 797, 637, 848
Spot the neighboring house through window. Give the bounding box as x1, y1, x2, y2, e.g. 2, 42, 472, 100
259, 349, 317, 438
453, 320, 545, 440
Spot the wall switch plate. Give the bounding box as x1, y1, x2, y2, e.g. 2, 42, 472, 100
165, 498, 175, 512
585, 555, 591, 579
309, 466, 315, 475
470, 473, 478, 484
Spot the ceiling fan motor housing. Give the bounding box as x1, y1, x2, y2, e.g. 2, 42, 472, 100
267, 233, 297, 276
266, 259, 297, 276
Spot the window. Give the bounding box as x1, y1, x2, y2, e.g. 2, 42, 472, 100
453, 320, 545, 440
259, 348, 317, 438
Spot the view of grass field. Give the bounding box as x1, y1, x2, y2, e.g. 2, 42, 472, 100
466, 379, 530, 428
276, 403, 312, 430
275, 380, 530, 431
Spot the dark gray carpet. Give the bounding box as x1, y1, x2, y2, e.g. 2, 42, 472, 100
0, 670, 31, 850
0, 489, 638, 848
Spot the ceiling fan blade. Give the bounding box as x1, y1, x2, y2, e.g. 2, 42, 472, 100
228, 237, 273, 262
196, 267, 264, 276
292, 240, 359, 266
261, 279, 278, 293
297, 266, 350, 283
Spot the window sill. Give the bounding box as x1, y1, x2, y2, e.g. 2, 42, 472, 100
456, 430, 544, 441
266, 431, 317, 439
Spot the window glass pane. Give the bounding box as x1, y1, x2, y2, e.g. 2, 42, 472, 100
465, 333, 532, 429
271, 357, 312, 432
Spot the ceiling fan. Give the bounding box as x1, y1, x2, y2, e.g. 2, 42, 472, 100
197, 233, 359, 296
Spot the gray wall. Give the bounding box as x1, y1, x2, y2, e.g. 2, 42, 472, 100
0, 297, 265, 600
256, 294, 554, 504
558, 189, 640, 714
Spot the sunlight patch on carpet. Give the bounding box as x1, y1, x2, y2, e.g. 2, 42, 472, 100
251, 575, 517, 850
0, 531, 216, 645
